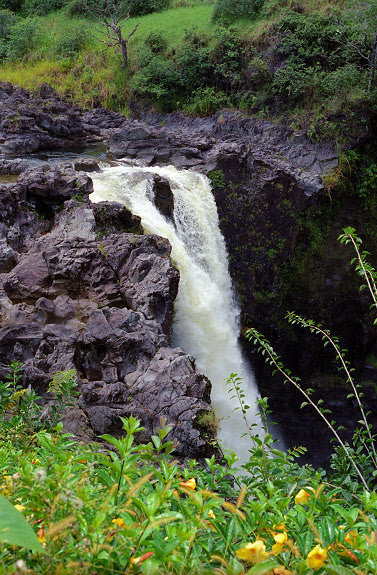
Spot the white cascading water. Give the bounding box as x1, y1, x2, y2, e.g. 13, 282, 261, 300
90, 163, 261, 461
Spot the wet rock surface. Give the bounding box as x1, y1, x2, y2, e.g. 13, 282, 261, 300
0, 163, 214, 457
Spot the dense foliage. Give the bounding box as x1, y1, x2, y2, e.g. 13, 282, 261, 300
212, 0, 265, 24
0, 0, 171, 16
3, 393, 377, 574
0, 0, 375, 139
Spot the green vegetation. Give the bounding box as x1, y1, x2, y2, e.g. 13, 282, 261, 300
0, 0, 376, 138
0, 391, 376, 573
3, 386, 377, 573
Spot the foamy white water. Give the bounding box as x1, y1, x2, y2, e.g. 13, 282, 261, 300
90, 163, 261, 460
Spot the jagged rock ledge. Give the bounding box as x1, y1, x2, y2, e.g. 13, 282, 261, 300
0, 80, 340, 197
0, 162, 215, 458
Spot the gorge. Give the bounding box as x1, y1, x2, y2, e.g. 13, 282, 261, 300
1, 81, 377, 466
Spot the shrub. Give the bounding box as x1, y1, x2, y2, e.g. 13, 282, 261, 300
244, 56, 271, 91
321, 63, 366, 99
144, 30, 168, 54
125, 0, 170, 16
66, 0, 98, 15
208, 169, 225, 190
131, 55, 181, 108
0, 40, 7, 61
54, 22, 89, 56
6, 16, 39, 60
0, 0, 23, 11
211, 27, 246, 93
0, 8, 17, 40
276, 11, 339, 65
0, 9, 16, 61
175, 31, 213, 93
212, 0, 265, 24
23, 0, 67, 15
184, 86, 228, 115
272, 62, 323, 104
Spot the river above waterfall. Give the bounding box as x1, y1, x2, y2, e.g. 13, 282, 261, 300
89, 161, 262, 461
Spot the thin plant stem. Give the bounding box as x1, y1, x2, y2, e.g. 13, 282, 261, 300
287, 313, 377, 467
247, 329, 368, 490
348, 233, 377, 310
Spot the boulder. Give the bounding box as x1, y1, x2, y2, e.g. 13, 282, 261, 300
152, 175, 174, 222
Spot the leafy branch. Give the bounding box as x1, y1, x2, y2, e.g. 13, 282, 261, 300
245, 327, 369, 489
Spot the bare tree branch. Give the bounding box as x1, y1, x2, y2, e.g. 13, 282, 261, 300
86, 0, 140, 68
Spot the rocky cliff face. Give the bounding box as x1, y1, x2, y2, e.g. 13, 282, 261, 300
2, 81, 375, 464
102, 105, 377, 463
0, 84, 216, 457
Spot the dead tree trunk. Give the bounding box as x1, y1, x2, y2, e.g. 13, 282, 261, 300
91, 0, 139, 69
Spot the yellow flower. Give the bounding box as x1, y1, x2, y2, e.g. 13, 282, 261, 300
273, 567, 294, 575
236, 540, 267, 564
295, 488, 314, 505
112, 518, 126, 528
0, 475, 11, 496
272, 531, 288, 555
273, 523, 287, 531
306, 544, 327, 569
208, 509, 216, 519
14, 504, 26, 513
345, 530, 358, 546
179, 478, 196, 490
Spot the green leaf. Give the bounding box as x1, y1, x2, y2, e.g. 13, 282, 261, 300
246, 560, 279, 574
318, 517, 335, 546
325, 565, 354, 575
0, 495, 46, 553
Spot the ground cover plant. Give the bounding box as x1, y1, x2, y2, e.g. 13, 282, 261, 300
2, 405, 377, 574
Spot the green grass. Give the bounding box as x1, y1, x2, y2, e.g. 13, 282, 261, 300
126, 4, 214, 48
0, 3, 214, 110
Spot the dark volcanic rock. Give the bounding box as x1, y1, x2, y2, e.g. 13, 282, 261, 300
107, 110, 338, 197
152, 176, 174, 222
0, 163, 214, 458
0, 83, 83, 154
93, 201, 142, 235
0, 82, 107, 156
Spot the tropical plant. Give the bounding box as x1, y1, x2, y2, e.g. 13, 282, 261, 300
2, 410, 377, 573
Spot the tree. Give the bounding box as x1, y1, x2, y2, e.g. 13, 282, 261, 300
335, 0, 377, 92
91, 0, 139, 68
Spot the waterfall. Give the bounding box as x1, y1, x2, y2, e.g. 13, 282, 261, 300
90, 163, 261, 461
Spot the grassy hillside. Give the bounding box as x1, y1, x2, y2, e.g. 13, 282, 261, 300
0, 0, 375, 141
